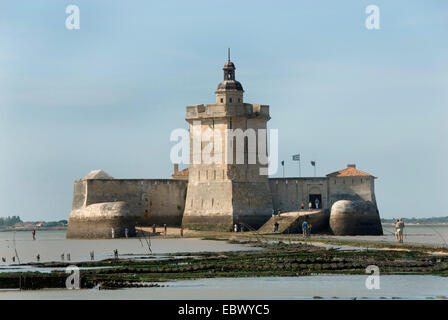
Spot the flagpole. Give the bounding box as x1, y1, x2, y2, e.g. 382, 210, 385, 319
281, 160, 285, 178
311, 160, 316, 177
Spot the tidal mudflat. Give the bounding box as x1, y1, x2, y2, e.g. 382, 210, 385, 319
0, 239, 447, 291
0, 230, 261, 264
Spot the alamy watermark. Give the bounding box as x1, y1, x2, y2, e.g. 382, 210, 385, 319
65, 265, 80, 289
365, 5, 380, 30
365, 265, 380, 290
170, 121, 279, 175
65, 5, 80, 30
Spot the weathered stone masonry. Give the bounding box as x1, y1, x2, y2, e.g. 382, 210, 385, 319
67, 171, 187, 238
67, 59, 383, 238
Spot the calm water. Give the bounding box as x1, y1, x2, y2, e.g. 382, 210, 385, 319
326, 225, 448, 246
1, 275, 447, 300
0, 230, 260, 264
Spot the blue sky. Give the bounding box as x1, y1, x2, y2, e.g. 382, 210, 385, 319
0, 0, 447, 221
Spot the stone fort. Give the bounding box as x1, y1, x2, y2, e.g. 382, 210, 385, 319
67, 57, 383, 238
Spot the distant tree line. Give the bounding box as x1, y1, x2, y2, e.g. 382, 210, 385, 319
0, 216, 22, 227
382, 216, 448, 224
0, 217, 68, 228
42, 220, 68, 227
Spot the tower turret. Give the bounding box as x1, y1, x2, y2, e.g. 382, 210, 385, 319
215, 49, 244, 104
183, 53, 273, 231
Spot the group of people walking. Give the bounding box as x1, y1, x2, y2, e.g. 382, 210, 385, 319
299, 198, 320, 210
110, 224, 185, 238
273, 217, 312, 237
234, 223, 245, 232
110, 227, 129, 239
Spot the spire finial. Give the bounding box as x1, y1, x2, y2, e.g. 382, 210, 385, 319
228, 48, 230, 61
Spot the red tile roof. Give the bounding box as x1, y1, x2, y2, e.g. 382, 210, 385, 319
176, 168, 188, 176
171, 168, 189, 179
326, 164, 374, 177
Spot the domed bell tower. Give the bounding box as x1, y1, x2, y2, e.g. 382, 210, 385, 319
215, 49, 244, 105
182, 51, 273, 231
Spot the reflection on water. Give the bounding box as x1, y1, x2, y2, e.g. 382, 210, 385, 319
0, 230, 260, 264
0, 275, 447, 300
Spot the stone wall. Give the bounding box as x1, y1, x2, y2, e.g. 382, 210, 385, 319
269, 176, 377, 212
67, 201, 137, 239
182, 98, 273, 231
182, 180, 234, 230
67, 174, 380, 237
67, 178, 187, 238
269, 178, 329, 212
327, 176, 377, 206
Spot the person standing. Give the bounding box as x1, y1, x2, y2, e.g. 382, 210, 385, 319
152, 224, 156, 234
90, 251, 94, 261
302, 219, 308, 237
234, 223, 238, 232
274, 222, 279, 233
394, 219, 400, 241
111, 227, 115, 239
164, 224, 167, 237
307, 223, 312, 237
180, 227, 184, 237
300, 202, 305, 210
308, 202, 312, 210
32, 229, 36, 241
398, 218, 405, 243
125, 227, 129, 238
315, 198, 319, 209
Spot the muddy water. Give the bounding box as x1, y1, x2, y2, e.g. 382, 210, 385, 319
1, 275, 447, 300
0, 230, 260, 264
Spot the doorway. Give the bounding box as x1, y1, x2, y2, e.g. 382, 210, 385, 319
309, 194, 322, 209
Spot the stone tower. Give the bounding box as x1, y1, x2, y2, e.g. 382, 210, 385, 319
181, 55, 273, 231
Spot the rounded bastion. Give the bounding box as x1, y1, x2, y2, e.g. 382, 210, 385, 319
329, 200, 383, 235
66, 201, 137, 239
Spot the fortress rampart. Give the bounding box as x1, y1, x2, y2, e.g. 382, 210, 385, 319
67, 174, 187, 238
67, 165, 381, 238
66, 59, 382, 238
269, 175, 376, 212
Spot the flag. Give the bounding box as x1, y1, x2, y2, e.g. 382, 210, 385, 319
281, 160, 284, 166
311, 161, 316, 166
